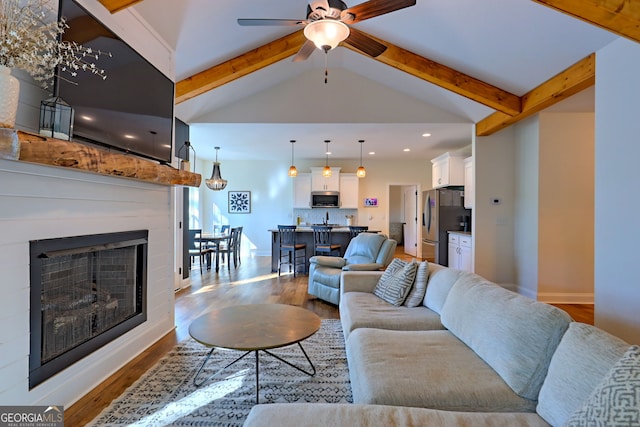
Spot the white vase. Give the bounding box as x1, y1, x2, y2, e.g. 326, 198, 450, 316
0, 66, 20, 129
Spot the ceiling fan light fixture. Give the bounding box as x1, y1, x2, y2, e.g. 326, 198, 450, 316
288, 139, 298, 177
205, 146, 228, 191
357, 139, 366, 178
304, 19, 350, 51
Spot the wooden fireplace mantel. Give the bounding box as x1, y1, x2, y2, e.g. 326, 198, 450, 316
15, 131, 201, 187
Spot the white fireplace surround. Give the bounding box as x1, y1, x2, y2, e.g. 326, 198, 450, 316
0, 160, 177, 406
0, 0, 178, 407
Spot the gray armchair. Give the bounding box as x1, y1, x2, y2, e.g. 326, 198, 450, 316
308, 233, 397, 305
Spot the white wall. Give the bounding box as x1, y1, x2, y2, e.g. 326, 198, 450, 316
538, 112, 594, 303
0, 0, 179, 406
196, 157, 432, 256
594, 38, 640, 344
513, 116, 540, 299
473, 127, 516, 286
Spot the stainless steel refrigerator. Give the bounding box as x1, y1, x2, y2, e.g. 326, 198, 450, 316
422, 188, 470, 266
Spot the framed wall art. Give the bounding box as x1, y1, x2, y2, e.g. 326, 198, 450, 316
228, 191, 251, 213
364, 197, 378, 207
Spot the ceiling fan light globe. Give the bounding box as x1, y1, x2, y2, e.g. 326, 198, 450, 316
304, 19, 350, 51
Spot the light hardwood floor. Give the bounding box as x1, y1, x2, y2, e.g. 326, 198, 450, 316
65, 249, 593, 425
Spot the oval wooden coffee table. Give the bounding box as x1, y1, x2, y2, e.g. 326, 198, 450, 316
188, 304, 321, 403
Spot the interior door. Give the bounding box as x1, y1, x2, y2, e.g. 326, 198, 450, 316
403, 186, 417, 256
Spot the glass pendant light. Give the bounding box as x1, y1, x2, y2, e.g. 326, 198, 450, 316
205, 146, 228, 191
356, 139, 366, 178
288, 139, 298, 177
322, 140, 332, 177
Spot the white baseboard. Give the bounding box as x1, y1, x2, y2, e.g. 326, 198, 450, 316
537, 292, 594, 304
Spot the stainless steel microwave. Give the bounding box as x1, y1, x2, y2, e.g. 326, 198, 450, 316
311, 191, 340, 208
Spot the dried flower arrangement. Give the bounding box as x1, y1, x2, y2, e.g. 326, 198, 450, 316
0, 0, 111, 88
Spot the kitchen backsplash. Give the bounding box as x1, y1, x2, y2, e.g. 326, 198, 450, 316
293, 208, 358, 226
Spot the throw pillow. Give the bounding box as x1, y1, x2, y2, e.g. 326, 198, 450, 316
565, 345, 640, 427
403, 260, 429, 307
373, 259, 418, 306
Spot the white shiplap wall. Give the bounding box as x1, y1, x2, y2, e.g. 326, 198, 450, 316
0, 0, 177, 407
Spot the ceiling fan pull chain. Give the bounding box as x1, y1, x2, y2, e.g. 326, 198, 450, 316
324, 52, 328, 84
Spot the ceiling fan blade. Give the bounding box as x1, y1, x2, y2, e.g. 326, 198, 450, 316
237, 18, 306, 26
292, 40, 317, 62
341, 0, 416, 24
343, 29, 387, 57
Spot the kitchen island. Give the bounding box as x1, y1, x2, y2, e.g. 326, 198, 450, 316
268, 227, 379, 273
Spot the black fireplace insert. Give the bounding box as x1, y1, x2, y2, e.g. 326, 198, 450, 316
29, 230, 148, 389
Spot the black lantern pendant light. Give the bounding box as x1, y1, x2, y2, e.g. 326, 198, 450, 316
322, 140, 332, 177
288, 140, 298, 177
205, 146, 228, 191
357, 139, 366, 178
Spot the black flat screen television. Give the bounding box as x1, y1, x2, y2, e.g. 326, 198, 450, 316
56, 0, 175, 164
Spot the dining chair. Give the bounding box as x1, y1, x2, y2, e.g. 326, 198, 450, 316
348, 225, 369, 238
188, 229, 210, 274
233, 226, 243, 266
311, 225, 341, 256
217, 227, 241, 271
277, 225, 306, 277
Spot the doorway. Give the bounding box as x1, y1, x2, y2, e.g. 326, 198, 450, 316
388, 184, 418, 257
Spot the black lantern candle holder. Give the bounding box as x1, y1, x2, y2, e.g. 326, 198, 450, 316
39, 96, 74, 141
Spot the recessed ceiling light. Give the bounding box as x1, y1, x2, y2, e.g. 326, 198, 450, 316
422, 133, 432, 137
368, 151, 375, 155
403, 148, 411, 152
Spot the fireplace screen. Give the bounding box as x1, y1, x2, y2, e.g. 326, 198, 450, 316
29, 230, 147, 388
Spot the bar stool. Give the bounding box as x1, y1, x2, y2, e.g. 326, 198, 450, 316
311, 225, 341, 256
277, 225, 307, 276
348, 225, 369, 238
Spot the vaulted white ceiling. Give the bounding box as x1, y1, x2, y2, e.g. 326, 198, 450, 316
131, 0, 617, 160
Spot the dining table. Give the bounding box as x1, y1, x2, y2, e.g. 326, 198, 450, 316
199, 232, 231, 272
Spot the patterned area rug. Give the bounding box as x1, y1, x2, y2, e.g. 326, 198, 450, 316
88, 319, 351, 426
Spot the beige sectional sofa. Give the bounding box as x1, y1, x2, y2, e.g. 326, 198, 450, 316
244, 263, 638, 427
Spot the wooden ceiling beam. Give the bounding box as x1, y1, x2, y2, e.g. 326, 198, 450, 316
176, 27, 521, 115
343, 28, 522, 116
98, 0, 144, 14
175, 31, 308, 104
476, 53, 595, 136
531, 0, 640, 44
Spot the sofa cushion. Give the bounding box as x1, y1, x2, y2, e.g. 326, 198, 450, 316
346, 328, 537, 412
564, 345, 640, 427
373, 259, 417, 306
244, 403, 551, 427
403, 260, 429, 307
440, 273, 571, 401
536, 322, 630, 427
339, 292, 443, 339
422, 265, 464, 314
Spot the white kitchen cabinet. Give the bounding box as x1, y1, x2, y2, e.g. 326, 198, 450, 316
431, 152, 465, 188
293, 173, 311, 208
448, 232, 473, 272
464, 156, 474, 209
310, 167, 341, 192
339, 173, 359, 208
